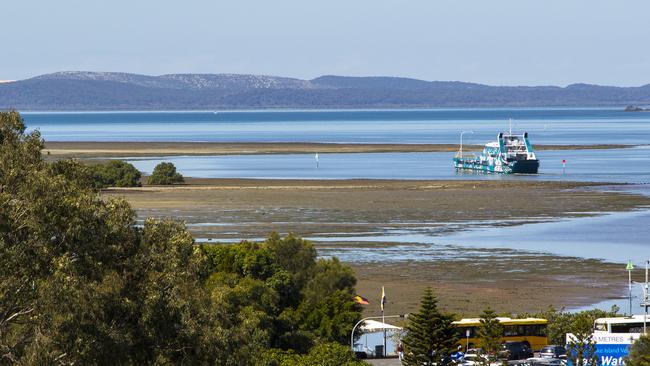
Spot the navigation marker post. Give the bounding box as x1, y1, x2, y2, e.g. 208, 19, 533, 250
315, 153, 319, 169
562, 159, 566, 174
627, 260, 634, 316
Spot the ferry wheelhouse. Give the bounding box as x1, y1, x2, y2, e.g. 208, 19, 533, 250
453, 131, 540, 174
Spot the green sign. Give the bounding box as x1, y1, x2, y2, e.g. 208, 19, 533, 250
626, 260, 634, 271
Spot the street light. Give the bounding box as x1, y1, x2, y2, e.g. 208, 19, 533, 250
459, 131, 474, 158
633, 260, 649, 334
640, 260, 649, 334
350, 314, 408, 355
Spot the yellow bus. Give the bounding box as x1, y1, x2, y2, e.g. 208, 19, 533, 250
452, 317, 549, 351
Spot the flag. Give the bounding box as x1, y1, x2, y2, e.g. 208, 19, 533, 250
380, 286, 386, 311
354, 295, 370, 305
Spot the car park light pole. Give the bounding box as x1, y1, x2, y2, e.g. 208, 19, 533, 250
643, 260, 649, 334
634, 260, 649, 334
350, 314, 408, 353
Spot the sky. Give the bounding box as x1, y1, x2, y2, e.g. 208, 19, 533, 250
3, 0, 650, 86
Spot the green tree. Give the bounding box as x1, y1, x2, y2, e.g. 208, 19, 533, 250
566, 313, 598, 366
477, 308, 504, 358
90, 159, 142, 187
298, 343, 364, 366
626, 334, 650, 366
402, 288, 458, 366
299, 258, 359, 344
147, 162, 184, 185
201, 233, 362, 353
263, 343, 363, 366
0, 111, 232, 364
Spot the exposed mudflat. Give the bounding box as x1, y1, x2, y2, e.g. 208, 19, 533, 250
104, 178, 650, 315
43, 141, 633, 159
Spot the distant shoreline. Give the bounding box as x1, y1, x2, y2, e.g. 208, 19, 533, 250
3, 71, 650, 110
43, 141, 636, 159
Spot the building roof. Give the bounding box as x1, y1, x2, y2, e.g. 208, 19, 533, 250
360, 319, 403, 332
452, 317, 548, 326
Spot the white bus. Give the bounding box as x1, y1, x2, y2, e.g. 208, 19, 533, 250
567, 315, 647, 366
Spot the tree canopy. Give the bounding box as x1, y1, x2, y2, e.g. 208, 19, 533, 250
626, 334, 650, 366
402, 288, 457, 366
0, 110, 362, 364
566, 312, 598, 366
147, 162, 184, 185
477, 308, 504, 357
90, 160, 142, 187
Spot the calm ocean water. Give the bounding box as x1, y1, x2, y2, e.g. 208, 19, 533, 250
22, 108, 650, 145
126, 147, 650, 184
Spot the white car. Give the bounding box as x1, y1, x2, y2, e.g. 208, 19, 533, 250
461, 349, 490, 366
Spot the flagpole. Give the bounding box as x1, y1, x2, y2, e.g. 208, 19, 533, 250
383, 309, 386, 358
381, 286, 386, 358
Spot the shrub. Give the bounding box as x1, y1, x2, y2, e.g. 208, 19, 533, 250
89, 160, 142, 187
626, 334, 650, 366
147, 162, 184, 185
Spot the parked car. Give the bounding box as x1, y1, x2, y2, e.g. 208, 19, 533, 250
353, 346, 373, 359
499, 341, 534, 360
525, 357, 567, 366
461, 348, 489, 366
539, 345, 567, 359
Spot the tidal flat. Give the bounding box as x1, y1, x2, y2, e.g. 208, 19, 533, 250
43, 141, 633, 159
105, 178, 650, 315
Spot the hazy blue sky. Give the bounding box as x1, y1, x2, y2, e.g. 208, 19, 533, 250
4, 0, 650, 86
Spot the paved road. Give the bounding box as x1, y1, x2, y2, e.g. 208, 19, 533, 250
364, 358, 402, 366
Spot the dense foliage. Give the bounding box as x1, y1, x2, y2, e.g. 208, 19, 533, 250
626, 335, 650, 366
402, 288, 458, 366
566, 312, 598, 366
477, 308, 504, 357
88, 159, 142, 187
200, 234, 361, 352
0, 110, 362, 364
262, 343, 363, 366
147, 162, 184, 185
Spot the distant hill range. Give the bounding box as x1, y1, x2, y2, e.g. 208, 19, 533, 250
1, 71, 650, 110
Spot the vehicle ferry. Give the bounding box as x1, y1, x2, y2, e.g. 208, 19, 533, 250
453, 130, 540, 174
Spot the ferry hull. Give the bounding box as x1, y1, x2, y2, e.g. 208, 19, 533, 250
510, 159, 539, 174
453, 158, 539, 174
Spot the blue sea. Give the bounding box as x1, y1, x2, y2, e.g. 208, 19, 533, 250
23, 108, 650, 144
123, 147, 650, 184
24, 108, 650, 183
